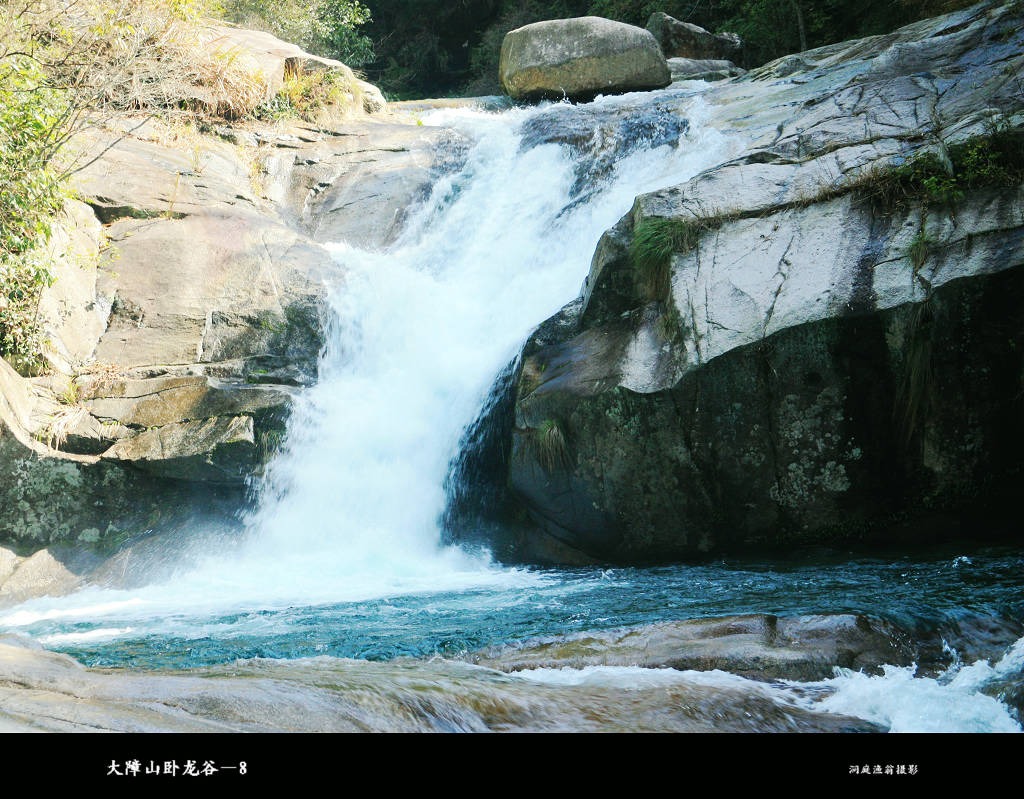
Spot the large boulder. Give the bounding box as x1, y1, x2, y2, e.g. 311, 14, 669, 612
499, 17, 671, 102
647, 12, 742, 61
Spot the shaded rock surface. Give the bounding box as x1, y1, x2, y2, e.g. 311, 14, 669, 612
647, 13, 742, 61
500, 17, 671, 101
668, 57, 745, 82
461, 0, 1024, 564
0, 548, 103, 605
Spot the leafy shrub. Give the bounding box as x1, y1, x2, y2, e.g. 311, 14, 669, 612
255, 66, 363, 123
0, 249, 56, 373
219, 0, 374, 65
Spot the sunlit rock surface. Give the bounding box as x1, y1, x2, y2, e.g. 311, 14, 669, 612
500, 17, 671, 101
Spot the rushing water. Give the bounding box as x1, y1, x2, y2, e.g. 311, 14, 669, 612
1, 91, 1022, 733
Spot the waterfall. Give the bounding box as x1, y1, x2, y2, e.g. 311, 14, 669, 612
0, 90, 736, 623
1, 89, 1021, 737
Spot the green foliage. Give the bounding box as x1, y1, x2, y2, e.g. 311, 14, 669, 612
220, 0, 374, 65
853, 130, 1024, 213
361, 0, 985, 98
0, 248, 55, 373
891, 151, 964, 207
952, 131, 1024, 189
629, 217, 706, 302
255, 67, 362, 122
0, 41, 66, 370
0, 58, 65, 261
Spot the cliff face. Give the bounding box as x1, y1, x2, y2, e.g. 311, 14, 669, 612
492, 1, 1024, 564
0, 26, 460, 565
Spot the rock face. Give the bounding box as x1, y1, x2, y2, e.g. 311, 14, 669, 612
472, 0, 1024, 564
499, 17, 671, 102
0, 28, 457, 564
207, 25, 386, 115
647, 12, 742, 61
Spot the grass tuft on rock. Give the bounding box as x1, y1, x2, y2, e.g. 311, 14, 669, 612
255, 64, 364, 124
533, 418, 572, 474
629, 217, 709, 302
849, 128, 1024, 214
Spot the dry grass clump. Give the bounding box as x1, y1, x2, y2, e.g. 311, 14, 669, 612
44, 0, 271, 120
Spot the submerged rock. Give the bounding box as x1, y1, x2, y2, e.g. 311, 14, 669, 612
500, 17, 671, 102
668, 57, 745, 82
0, 635, 881, 732
519, 101, 686, 197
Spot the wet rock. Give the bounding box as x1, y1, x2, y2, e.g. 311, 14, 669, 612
0, 549, 102, 604
519, 102, 686, 196
469, 613, 913, 681
500, 17, 671, 102
0, 635, 882, 732
646, 13, 742, 61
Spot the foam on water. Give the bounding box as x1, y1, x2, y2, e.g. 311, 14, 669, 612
787, 635, 1024, 732
512, 639, 1024, 732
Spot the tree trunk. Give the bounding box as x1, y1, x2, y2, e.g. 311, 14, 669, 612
788, 0, 809, 52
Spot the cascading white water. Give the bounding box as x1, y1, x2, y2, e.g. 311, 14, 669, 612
4, 93, 1020, 735
0, 91, 738, 624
